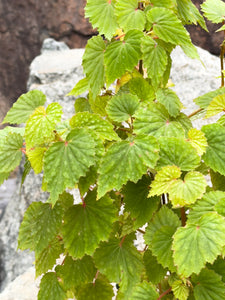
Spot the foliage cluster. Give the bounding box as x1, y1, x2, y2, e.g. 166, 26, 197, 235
2, 0, 225, 299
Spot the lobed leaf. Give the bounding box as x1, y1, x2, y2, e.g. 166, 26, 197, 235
67, 77, 89, 96
129, 77, 155, 103
2, 90, 46, 124
143, 250, 167, 284
194, 87, 225, 109
172, 280, 189, 300
187, 128, 208, 155
205, 94, 225, 118
27, 147, 47, 174
97, 134, 159, 198
77, 278, 114, 300
130, 281, 159, 300
38, 272, 66, 300
62, 189, 117, 258
74, 97, 92, 113
201, 0, 225, 24
156, 88, 183, 118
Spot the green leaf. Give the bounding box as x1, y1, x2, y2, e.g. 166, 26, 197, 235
202, 123, 225, 176
77, 278, 114, 300
0, 172, 10, 185
43, 128, 96, 203
172, 280, 189, 300
216, 24, 225, 32
38, 272, 66, 300
104, 30, 143, 85
157, 137, 200, 171
82, 36, 106, 98
143, 249, 167, 284
85, 0, 118, 40
115, 0, 146, 33
149, 165, 181, 197
172, 213, 225, 277
156, 88, 183, 118
70, 111, 119, 141
205, 94, 225, 118
97, 135, 159, 198
142, 36, 168, 89
187, 128, 208, 155
67, 77, 89, 96
201, 0, 225, 23
177, 0, 207, 30
129, 77, 155, 102
2, 90, 46, 124
18, 202, 63, 255
169, 171, 207, 207
89, 94, 109, 116
35, 238, 63, 277
208, 256, 225, 282
0, 126, 25, 138
57, 191, 74, 212
93, 235, 144, 293
123, 175, 160, 228
188, 191, 225, 223
106, 93, 139, 122
194, 87, 225, 109
149, 0, 174, 8
145, 206, 181, 247
210, 169, 225, 192
0, 133, 23, 173
21, 157, 32, 185
27, 147, 46, 174
74, 98, 92, 113
62, 189, 117, 258
146, 7, 194, 47
130, 281, 159, 300
25, 103, 62, 149
56, 255, 97, 290
192, 268, 225, 300
134, 103, 185, 138
78, 166, 98, 196
151, 225, 178, 271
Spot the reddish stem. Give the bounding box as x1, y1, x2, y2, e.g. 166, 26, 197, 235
93, 270, 99, 285
119, 235, 126, 248
157, 287, 172, 300
180, 207, 186, 227
115, 34, 126, 40
21, 148, 26, 155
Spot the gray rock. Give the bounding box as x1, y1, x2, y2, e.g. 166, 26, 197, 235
0, 42, 222, 296
41, 38, 69, 53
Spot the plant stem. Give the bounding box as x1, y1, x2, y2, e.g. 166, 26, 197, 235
180, 207, 186, 226
157, 287, 172, 300
220, 21, 225, 87
187, 108, 203, 119
137, 228, 145, 234
119, 235, 126, 247
139, 60, 143, 75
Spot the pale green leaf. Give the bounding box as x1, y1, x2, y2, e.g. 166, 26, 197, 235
115, 0, 146, 33
82, 36, 106, 98
25, 103, 62, 149
156, 88, 183, 117
157, 137, 200, 171
38, 272, 66, 300
0, 172, 10, 185
143, 249, 167, 284
62, 189, 117, 258
149, 165, 181, 197
129, 77, 155, 102
134, 103, 186, 138
97, 135, 159, 198
177, 0, 207, 30
192, 268, 225, 300
216, 24, 225, 32
123, 175, 160, 228
188, 191, 225, 223
187, 128, 208, 155
67, 77, 89, 96
74, 97, 92, 113
85, 0, 118, 40
206, 94, 225, 118
151, 225, 177, 272
18, 202, 63, 255
56, 255, 97, 290
201, 0, 225, 23
77, 278, 114, 300
142, 36, 168, 88
0, 126, 25, 139
27, 147, 47, 174
169, 171, 207, 207
149, 0, 174, 8
106, 93, 139, 122
104, 30, 143, 85
70, 111, 119, 141
146, 7, 193, 46
2, 90, 46, 124
35, 238, 63, 277
0, 133, 23, 173
93, 235, 144, 293
172, 280, 189, 300
145, 206, 181, 247
172, 213, 225, 277
130, 281, 159, 300
194, 87, 225, 109
202, 123, 225, 176
43, 128, 96, 203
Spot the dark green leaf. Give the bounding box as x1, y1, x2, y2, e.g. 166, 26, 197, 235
38, 272, 66, 300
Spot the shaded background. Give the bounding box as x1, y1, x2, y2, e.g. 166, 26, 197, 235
0, 0, 224, 122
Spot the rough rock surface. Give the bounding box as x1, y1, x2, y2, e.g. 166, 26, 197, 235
0, 0, 94, 122
0, 41, 221, 297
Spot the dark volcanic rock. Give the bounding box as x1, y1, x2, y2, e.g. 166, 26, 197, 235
0, 0, 94, 122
